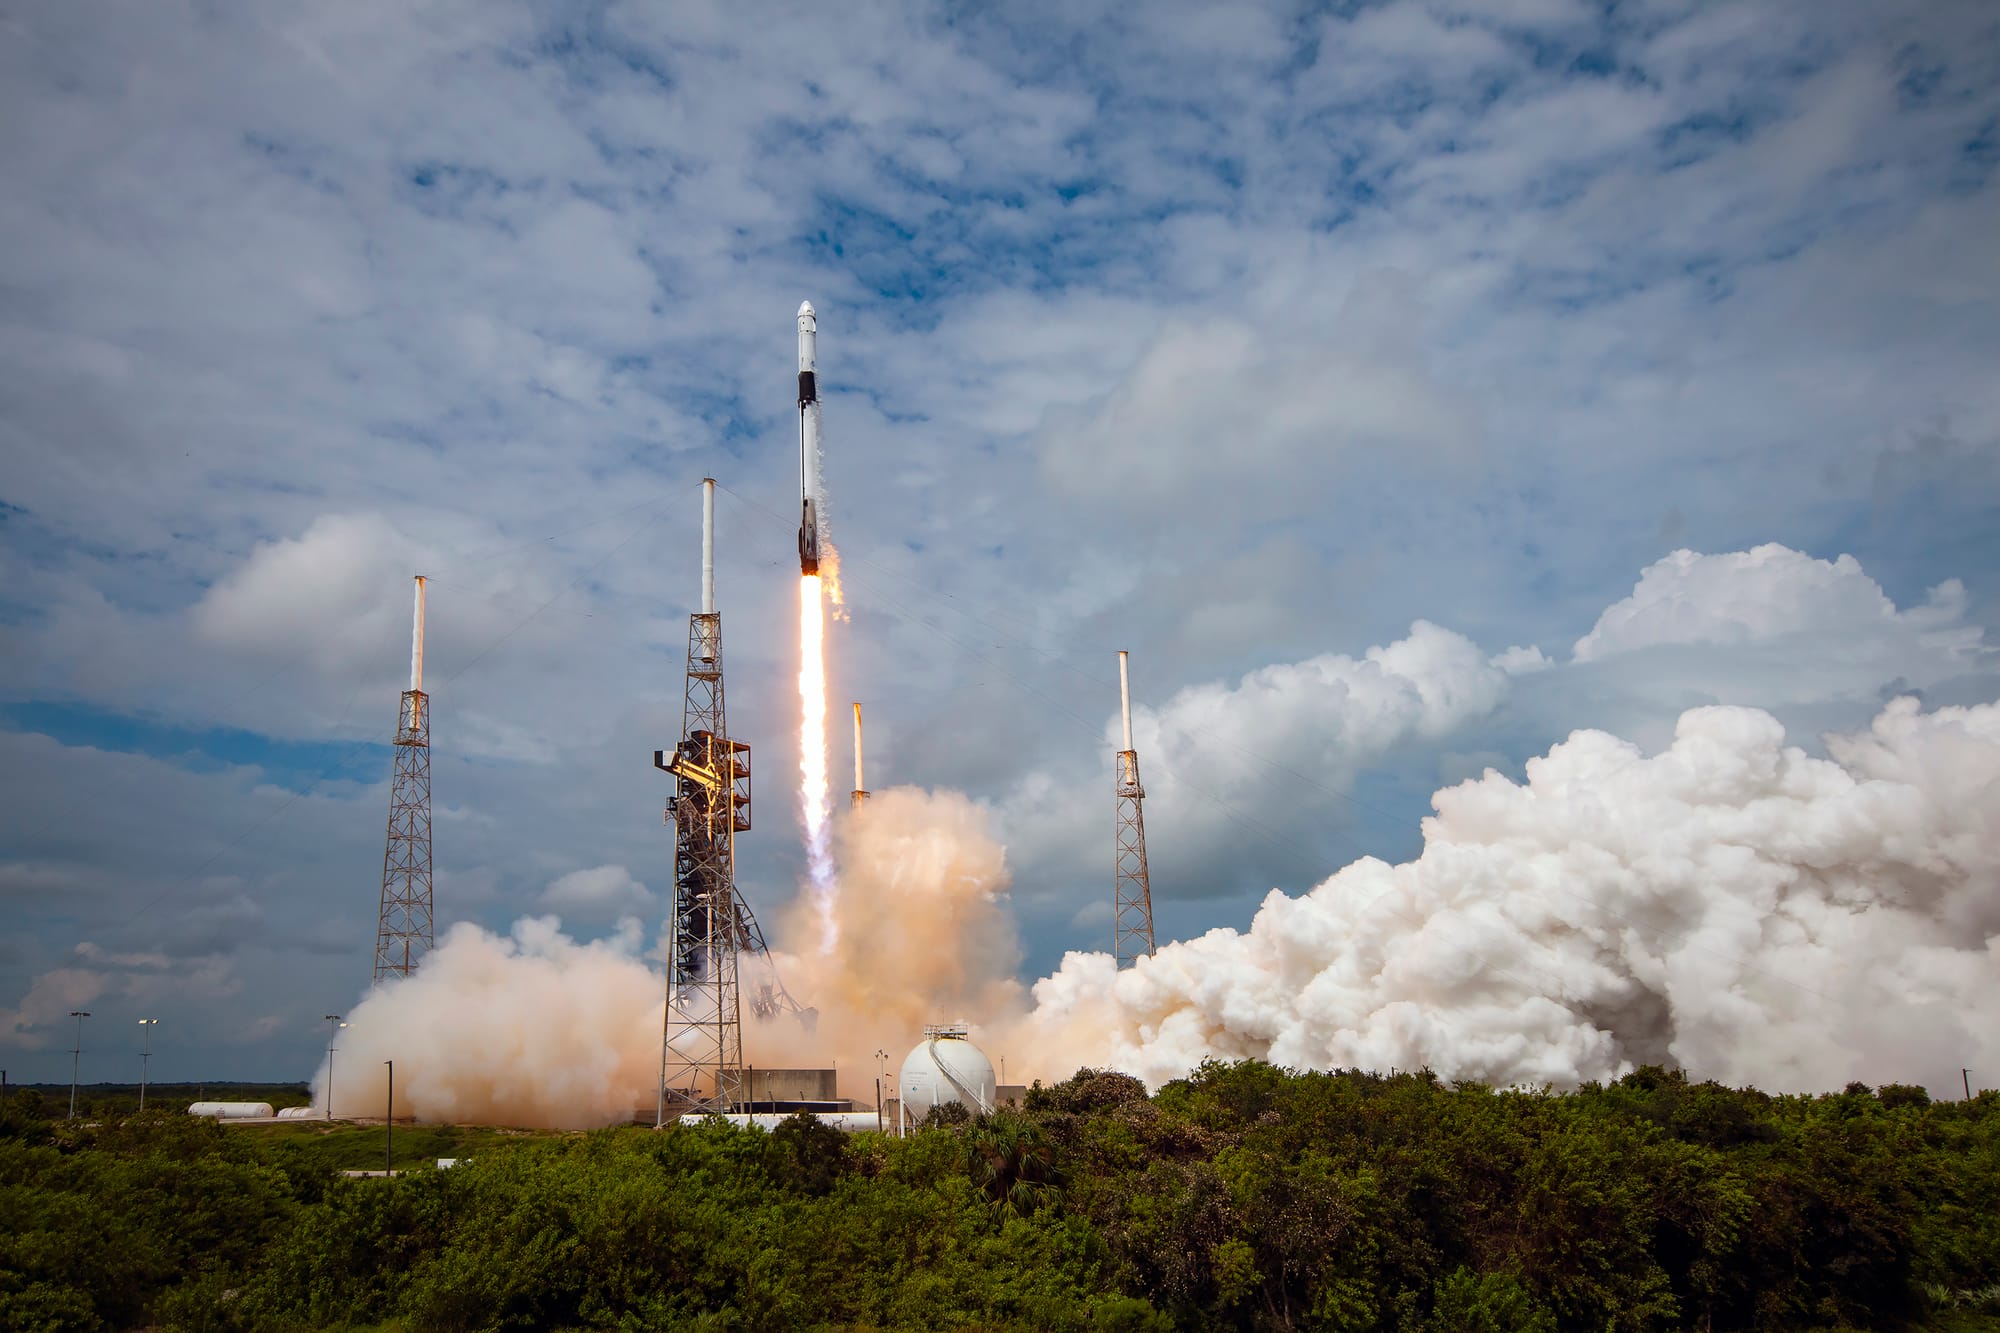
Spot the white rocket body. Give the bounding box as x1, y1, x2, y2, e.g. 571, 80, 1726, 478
797, 301, 821, 575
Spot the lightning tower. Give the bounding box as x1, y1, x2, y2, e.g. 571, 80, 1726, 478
655, 479, 757, 1122
1113, 650, 1156, 967
373, 575, 434, 982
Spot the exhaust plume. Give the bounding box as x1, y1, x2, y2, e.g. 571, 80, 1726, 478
798, 574, 837, 951
1017, 695, 2000, 1097
317, 694, 2000, 1126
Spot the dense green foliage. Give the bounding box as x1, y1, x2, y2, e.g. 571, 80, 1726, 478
2, 1065, 1997, 1331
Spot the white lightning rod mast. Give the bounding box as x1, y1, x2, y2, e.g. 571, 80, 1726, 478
409, 575, 427, 693
1118, 650, 1133, 751
851, 702, 869, 807
701, 477, 716, 615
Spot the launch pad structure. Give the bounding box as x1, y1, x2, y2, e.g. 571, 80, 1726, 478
1114, 650, 1156, 968
655, 479, 807, 1124
374, 576, 435, 983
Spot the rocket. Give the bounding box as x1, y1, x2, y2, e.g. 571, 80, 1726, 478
797, 300, 821, 576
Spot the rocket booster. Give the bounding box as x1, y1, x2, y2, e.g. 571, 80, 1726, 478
797, 301, 821, 576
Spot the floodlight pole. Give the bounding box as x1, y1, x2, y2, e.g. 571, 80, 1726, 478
137, 1018, 159, 1110
1966, 1068, 1974, 1101
324, 1015, 345, 1120
384, 1060, 394, 1175
67, 1011, 90, 1119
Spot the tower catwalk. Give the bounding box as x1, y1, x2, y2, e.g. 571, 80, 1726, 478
374, 576, 434, 982
1113, 650, 1156, 967
655, 479, 757, 1122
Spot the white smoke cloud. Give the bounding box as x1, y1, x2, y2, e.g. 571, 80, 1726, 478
314, 691, 2000, 1124
318, 787, 1022, 1128
321, 916, 662, 1128
1014, 693, 2000, 1098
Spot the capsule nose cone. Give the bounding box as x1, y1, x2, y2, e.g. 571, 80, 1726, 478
798, 300, 815, 318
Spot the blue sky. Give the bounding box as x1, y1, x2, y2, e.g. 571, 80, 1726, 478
1, 0, 1996, 1084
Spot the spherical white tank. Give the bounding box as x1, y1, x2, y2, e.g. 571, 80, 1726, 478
899, 1027, 996, 1118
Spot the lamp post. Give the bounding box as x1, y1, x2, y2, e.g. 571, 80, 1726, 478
384, 1060, 394, 1175
136, 1019, 159, 1111
67, 1011, 91, 1119
323, 1015, 346, 1120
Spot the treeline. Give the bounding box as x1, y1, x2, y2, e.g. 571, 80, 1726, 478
2, 1063, 1997, 1331
2, 1084, 313, 1122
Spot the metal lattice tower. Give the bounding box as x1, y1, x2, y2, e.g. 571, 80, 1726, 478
655, 480, 760, 1123
1114, 650, 1156, 967
374, 576, 434, 982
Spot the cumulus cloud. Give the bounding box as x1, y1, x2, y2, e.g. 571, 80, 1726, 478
540, 864, 652, 919
1003, 619, 1512, 900
1557, 545, 1994, 731
192, 514, 431, 674
1016, 693, 2000, 1098
1036, 272, 1477, 524
1575, 544, 1983, 671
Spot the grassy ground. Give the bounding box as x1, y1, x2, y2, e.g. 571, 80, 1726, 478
239, 1119, 563, 1172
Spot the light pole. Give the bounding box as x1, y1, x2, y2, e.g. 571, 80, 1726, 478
67, 1012, 91, 1118
1966, 1068, 1975, 1101
136, 1019, 159, 1111
323, 1015, 346, 1120
384, 1060, 394, 1175
874, 1049, 889, 1134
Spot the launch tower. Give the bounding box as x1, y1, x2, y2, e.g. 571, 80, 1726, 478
1113, 650, 1156, 967
654, 480, 769, 1122
373, 576, 434, 982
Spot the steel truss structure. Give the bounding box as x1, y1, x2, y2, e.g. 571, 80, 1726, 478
373, 686, 434, 981
655, 610, 752, 1121
1113, 745, 1156, 967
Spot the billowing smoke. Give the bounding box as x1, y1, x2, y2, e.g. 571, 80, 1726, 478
1015, 695, 2000, 1097
750, 786, 1025, 1073
318, 786, 1021, 1128
319, 916, 662, 1127
320, 693, 2000, 1125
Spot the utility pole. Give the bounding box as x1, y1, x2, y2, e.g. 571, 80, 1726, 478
384, 1060, 394, 1175
324, 1015, 346, 1120
67, 1011, 90, 1118
374, 575, 434, 983
1965, 1068, 1974, 1101
1113, 651, 1156, 967
136, 1018, 159, 1111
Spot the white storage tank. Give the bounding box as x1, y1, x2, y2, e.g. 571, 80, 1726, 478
899, 1024, 996, 1119
188, 1101, 276, 1119
275, 1106, 320, 1120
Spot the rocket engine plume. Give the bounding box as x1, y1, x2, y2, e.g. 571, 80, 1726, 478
799, 573, 837, 951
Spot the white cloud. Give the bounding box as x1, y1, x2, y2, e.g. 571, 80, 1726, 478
1569, 544, 1990, 707
1003, 619, 1511, 901
540, 864, 653, 919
